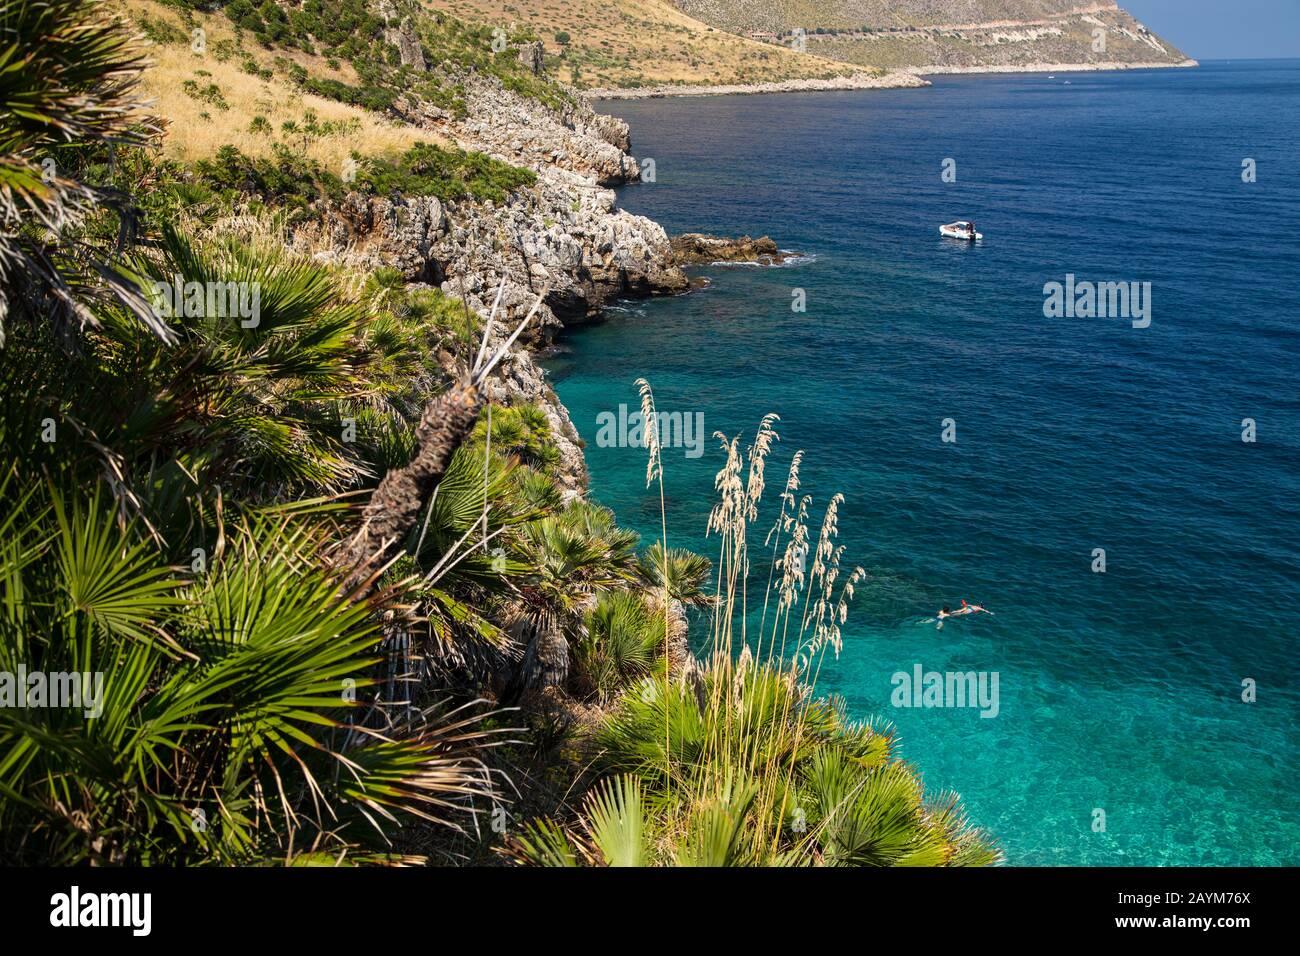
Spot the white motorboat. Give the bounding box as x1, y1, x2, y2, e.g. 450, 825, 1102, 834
940, 220, 982, 241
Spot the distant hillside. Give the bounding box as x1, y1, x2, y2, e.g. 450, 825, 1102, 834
675, 1, 1105, 32
676, 0, 1102, 31
422, 0, 883, 89
673, 1, 1194, 71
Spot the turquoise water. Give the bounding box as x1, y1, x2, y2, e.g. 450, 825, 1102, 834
543, 62, 1300, 865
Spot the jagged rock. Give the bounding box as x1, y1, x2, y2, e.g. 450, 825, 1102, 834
396, 18, 427, 72
517, 40, 544, 75
293, 193, 447, 281
282, 60, 691, 496
670, 233, 798, 265
586, 112, 631, 153
450, 74, 641, 186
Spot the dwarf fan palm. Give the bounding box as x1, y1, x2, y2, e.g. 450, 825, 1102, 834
0, 0, 166, 344
638, 541, 712, 673
571, 590, 666, 703
0, 475, 509, 864
513, 659, 998, 867
509, 500, 639, 693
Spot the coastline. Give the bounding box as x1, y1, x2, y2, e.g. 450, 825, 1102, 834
907, 58, 1199, 75
285, 40, 1207, 602
551, 62, 1300, 867
583, 71, 927, 101
28, 0, 1298, 877
487, 54, 1202, 491
584, 59, 1197, 100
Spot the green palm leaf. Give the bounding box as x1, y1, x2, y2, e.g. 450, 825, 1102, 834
584, 774, 645, 867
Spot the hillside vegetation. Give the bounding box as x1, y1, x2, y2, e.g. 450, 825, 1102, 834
127, 0, 432, 166
423, 0, 871, 88
677, 0, 1106, 32
424, 1, 1189, 89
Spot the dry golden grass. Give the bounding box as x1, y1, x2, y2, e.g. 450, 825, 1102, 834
422, 0, 865, 88
117, 1, 438, 168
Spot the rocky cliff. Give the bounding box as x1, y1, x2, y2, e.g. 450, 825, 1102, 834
287, 68, 690, 495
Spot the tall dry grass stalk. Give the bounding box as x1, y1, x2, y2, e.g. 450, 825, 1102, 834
634, 377, 673, 801
636, 380, 866, 857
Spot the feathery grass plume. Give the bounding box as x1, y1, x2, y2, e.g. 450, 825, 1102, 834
777, 495, 811, 613
761, 450, 803, 592
705, 429, 745, 657
512, 410, 998, 866
743, 412, 779, 522
634, 377, 661, 488
633, 377, 674, 796
706, 430, 745, 541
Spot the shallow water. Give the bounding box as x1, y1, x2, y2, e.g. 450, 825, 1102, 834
543, 62, 1300, 865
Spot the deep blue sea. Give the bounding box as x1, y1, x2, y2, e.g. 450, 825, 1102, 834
544, 61, 1300, 865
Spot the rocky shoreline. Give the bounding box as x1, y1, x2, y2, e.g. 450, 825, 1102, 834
281, 61, 831, 502
284, 51, 1200, 504
581, 59, 1196, 100
669, 233, 802, 267
287, 72, 697, 496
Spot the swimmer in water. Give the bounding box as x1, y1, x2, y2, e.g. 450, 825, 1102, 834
937, 600, 993, 620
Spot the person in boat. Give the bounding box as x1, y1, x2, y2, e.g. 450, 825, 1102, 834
968, 221, 977, 239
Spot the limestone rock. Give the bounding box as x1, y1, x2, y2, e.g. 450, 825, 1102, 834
516, 40, 544, 75
396, 18, 426, 72
670, 233, 799, 266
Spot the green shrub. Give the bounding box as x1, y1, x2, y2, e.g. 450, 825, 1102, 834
192, 140, 535, 212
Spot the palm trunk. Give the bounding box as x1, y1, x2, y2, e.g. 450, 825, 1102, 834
339, 379, 482, 598
520, 624, 570, 690
664, 597, 690, 675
